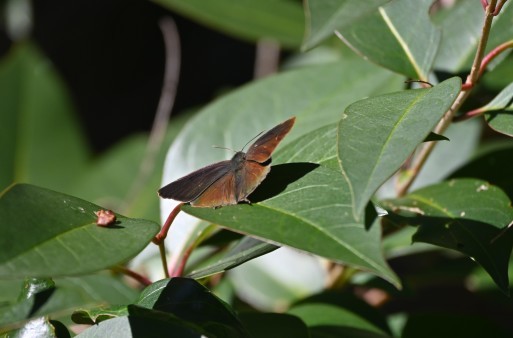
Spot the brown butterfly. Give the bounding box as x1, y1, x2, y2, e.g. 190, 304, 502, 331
158, 117, 296, 207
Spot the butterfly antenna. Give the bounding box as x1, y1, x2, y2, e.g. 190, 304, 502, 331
241, 130, 264, 151
212, 145, 237, 153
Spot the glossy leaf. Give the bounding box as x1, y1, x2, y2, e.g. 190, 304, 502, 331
434, 1, 513, 72
338, 77, 461, 218
72, 305, 128, 325
382, 179, 513, 293
0, 184, 160, 278
184, 124, 399, 288
136, 277, 250, 337
152, 0, 304, 48
0, 43, 89, 193
303, 0, 389, 50
187, 237, 278, 279
336, 0, 441, 80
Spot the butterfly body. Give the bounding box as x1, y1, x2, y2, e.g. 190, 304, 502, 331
158, 117, 295, 208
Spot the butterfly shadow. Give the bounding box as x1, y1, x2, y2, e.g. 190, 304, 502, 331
247, 162, 319, 203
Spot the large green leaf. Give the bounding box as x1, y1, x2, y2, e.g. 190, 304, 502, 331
184, 124, 399, 287
434, 1, 513, 72
0, 184, 159, 278
382, 179, 513, 294
0, 43, 89, 193
152, 0, 304, 48
335, 0, 441, 80
303, 0, 389, 51
338, 77, 461, 218
239, 313, 309, 338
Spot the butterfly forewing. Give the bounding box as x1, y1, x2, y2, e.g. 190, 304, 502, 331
158, 160, 232, 202
246, 117, 295, 163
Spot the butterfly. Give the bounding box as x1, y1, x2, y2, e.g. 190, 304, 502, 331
158, 117, 296, 207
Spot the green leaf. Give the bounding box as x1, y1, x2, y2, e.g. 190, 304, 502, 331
184, 124, 399, 288
0, 184, 160, 278
239, 312, 309, 338
382, 179, 513, 294
187, 237, 278, 279
434, 1, 513, 72
136, 277, 250, 337
0, 43, 89, 193
303, 0, 390, 51
338, 77, 461, 218
152, 0, 304, 48
481, 82, 513, 137
335, 0, 441, 80
288, 303, 390, 337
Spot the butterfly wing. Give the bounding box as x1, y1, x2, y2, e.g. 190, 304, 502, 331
158, 160, 232, 203
191, 171, 238, 207
246, 117, 295, 163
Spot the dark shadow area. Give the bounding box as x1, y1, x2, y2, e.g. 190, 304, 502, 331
248, 162, 320, 203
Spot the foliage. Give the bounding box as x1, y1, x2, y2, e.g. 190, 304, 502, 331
2, 0, 513, 336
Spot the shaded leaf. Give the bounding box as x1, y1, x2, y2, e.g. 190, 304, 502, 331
424, 132, 449, 142
187, 237, 278, 279
184, 124, 399, 287
382, 179, 513, 294
152, 0, 304, 48
0, 184, 160, 278
338, 77, 461, 218
336, 0, 441, 80
303, 0, 389, 50
239, 312, 309, 338
136, 277, 250, 337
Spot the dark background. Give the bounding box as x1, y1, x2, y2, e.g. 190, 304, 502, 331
3, 0, 256, 153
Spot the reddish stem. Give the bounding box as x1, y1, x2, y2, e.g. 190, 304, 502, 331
169, 243, 194, 277
112, 266, 152, 286
153, 202, 184, 244
478, 40, 513, 79
481, 0, 489, 10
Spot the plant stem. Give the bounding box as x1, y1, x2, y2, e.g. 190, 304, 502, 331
112, 265, 152, 286
153, 202, 184, 244
397, 0, 498, 196
159, 241, 170, 278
